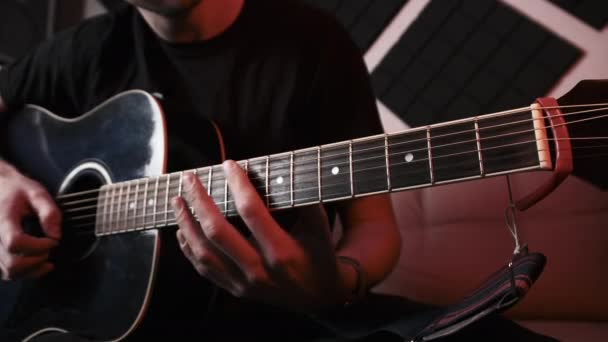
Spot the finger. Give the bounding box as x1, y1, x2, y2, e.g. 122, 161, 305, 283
172, 197, 247, 281
0, 249, 50, 280
176, 228, 245, 296
26, 183, 62, 240
0, 221, 58, 255
181, 173, 262, 275
176, 228, 240, 292
222, 160, 293, 251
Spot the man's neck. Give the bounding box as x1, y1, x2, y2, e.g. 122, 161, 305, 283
136, 0, 245, 43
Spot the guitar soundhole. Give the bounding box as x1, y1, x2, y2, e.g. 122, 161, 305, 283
51, 169, 107, 265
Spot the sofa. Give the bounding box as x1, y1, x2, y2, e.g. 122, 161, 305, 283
374, 170, 608, 341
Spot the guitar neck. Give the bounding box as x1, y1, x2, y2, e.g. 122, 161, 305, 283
94, 104, 553, 236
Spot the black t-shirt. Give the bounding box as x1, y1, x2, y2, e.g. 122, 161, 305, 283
0, 0, 382, 170
0, 0, 384, 339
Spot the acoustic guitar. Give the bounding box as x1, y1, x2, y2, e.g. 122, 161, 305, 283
0, 80, 606, 341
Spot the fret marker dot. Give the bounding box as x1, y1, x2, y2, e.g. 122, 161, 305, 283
129, 202, 135, 210
331, 167, 340, 175
276, 176, 284, 184
405, 153, 414, 163
148, 199, 155, 206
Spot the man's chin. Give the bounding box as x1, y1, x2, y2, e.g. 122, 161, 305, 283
126, 0, 203, 17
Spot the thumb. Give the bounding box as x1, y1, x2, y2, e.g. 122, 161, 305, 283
27, 186, 62, 240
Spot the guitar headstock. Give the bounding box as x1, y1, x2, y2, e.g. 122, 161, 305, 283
556, 79, 608, 190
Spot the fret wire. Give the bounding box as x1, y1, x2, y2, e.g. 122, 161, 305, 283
317, 146, 322, 202
474, 119, 485, 176
109, 185, 116, 234
223, 167, 228, 217
117, 183, 124, 232
152, 176, 160, 228
427, 128, 434, 184
265, 156, 270, 208
102, 186, 109, 234
349, 141, 354, 197
178, 171, 184, 198
124, 181, 131, 231
164, 174, 170, 225
192, 169, 198, 215
142, 178, 149, 231
385, 134, 391, 191
133, 180, 139, 232
290, 152, 294, 207
205, 167, 211, 196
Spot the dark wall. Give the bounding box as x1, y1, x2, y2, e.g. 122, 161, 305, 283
304, 0, 607, 127
0, 0, 54, 63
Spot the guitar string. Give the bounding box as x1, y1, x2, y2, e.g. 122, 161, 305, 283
53, 105, 608, 230
69, 145, 608, 237
52, 103, 608, 203
52, 104, 604, 204
65, 136, 607, 229
57, 107, 608, 209
68, 149, 557, 234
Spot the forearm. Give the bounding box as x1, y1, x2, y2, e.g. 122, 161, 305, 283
335, 195, 401, 295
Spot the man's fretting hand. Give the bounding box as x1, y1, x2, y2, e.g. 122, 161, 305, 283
171, 160, 348, 312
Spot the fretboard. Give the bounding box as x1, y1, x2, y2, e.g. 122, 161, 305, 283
94, 105, 552, 236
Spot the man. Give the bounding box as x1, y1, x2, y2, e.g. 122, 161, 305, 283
0, 1, 561, 341
0, 0, 401, 340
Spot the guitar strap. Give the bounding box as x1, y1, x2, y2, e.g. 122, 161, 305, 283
312, 251, 546, 341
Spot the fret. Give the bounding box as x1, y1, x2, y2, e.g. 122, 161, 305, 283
192, 169, 198, 216
209, 165, 225, 213
427, 128, 434, 184
477, 111, 540, 174
317, 147, 322, 202
352, 136, 388, 196
223, 167, 228, 216
268, 153, 291, 209
474, 119, 484, 176
348, 141, 354, 197
142, 178, 149, 230
388, 130, 431, 189
290, 152, 294, 207
292, 148, 319, 206
164, 174, 171, 226
152, 174, 168, 227
431, 121, 479, 183
108, 185, 116, 233
207, 167, 212, 195
98, 186, 109, 235
116, 182, 124, 232
225, 163, 241, 216
133, 179, 142, 231
165, 172, 181, 226
246, 158, 268, 206
265, 156, 270, 208
178, 171, 184, 198
385, 134, 391, 191
152, 176, 160, 228
124, 181, 131, 231
320, 142, 351, 201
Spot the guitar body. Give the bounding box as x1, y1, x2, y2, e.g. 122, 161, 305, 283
0, 90, 218, 341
